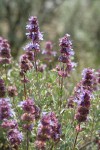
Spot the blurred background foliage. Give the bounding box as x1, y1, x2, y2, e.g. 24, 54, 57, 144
0, 0, 100, 71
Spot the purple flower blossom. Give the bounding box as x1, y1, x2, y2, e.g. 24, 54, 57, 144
19, 54, 33, 74
59, 34, 73, 56
74, 90, 91, 122
19, 98, 35, 112
19, 98, 40, 131
36, 112, 61, 149
8, 129, 23, 149
57, 34, 76, 78
69, 68, 96, 123
19, 98, 40, 119
1, 119, 18, 129
0, 98, 13, 120
0, 37, 11, 64
23, 16, 43, 71
25, 51, 34, 61
21, 113, 35, 122
24, 42, 40, 53
82, 68, 95, 91
26, 16, 43, 42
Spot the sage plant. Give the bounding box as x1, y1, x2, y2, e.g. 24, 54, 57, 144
57, 34, 76, 108
24, 16, 43, 71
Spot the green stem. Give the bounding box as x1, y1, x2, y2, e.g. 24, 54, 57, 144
59, 76, 60, 86
59, 64, 64, 109
12, 97, 20, 118
73, 131, 79, 150
34, 51, 37, 72
36, 70, 41, 105
72, 124, 80, 150
23, 75, 27, 100
60, 76, 63, 98
26, 130, 29, 150
4, 64, 8, 85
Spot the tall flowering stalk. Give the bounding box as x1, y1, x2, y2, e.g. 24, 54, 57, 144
70, 68, 95, 149
0, 98, 23, 149
19, 16, 42, 149
0, 37, 23, 149
19, 98, 40, 150
0, 37, 12, 84
1, 119, 23, 150
24, 16, 43, 71
19, 55, 33, 149
57, 34, 76, 108
0, 37, 11, 65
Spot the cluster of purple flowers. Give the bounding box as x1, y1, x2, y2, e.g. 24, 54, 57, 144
26, 16, 43, 43
1, 119, 18, 129
0, 37, 23, 149
0, 36, 11, 64
8, 129, 23, 149
69, 68, 96, 123
75, 90, 91, 122
0, 98, 13, 120
35, 112, 61, 149
42, 41, 56, 63
0, 98, 23, 149
81, 68, 95, 92
19, 98, 40, 131
57, 34, 76, 78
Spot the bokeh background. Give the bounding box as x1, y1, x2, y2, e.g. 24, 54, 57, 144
0, 0, 100, 71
